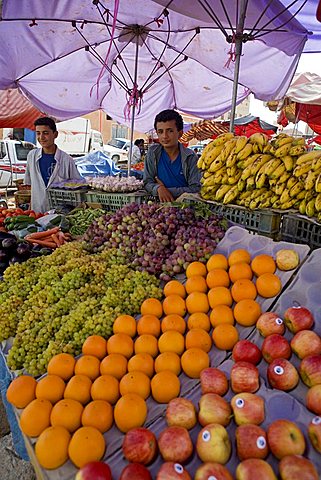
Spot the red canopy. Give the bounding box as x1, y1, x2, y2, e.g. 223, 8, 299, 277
0, 89, 44, 129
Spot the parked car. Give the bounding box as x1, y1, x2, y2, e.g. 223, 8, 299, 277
103, 138, 130, 164
0, 139, 35, 187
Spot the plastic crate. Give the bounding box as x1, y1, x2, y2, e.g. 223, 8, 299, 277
85, 189, 150, 211
47, 188, 87, 208
281, 214, 321, 249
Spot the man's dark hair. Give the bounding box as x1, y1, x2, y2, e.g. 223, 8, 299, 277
134, 138, 144, 146
154, 109, 184, 132
34, 116, 57, 132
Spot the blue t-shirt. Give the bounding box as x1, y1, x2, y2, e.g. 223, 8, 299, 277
157, 149, 187, 188
39, 153, 56, 186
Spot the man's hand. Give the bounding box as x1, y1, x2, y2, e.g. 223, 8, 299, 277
155, 176, 174, 202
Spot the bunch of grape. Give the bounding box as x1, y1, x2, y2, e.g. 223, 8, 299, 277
84, 202, 227, 280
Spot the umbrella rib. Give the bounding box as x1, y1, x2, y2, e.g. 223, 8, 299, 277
197, 0, 232, 38
246, 0, 275, 37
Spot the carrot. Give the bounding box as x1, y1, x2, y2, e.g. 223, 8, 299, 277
27, 238, 57, 248
51, 233, 62, 247
26, 227, 60, 240
57, 231, 67, 244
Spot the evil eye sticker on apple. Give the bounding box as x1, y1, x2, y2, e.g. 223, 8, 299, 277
275, 317, 283, 325
256, 436, 266, 449
174, 464, 184, 474
312, 416, 321, 425
202, 430, 211, 442
274, 365, 284, 375
235, 398, 245, 408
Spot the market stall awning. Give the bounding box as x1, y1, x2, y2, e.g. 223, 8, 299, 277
0, 88, 45, 129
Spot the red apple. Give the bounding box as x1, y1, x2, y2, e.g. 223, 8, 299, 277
231, 392, 265, 425
261, 334, 291, 363
279, 455, 319, 480
231, 361, 259, 393
291, 330, 321, 359
308, 416, 321, 453
122, 427, 157, 465
120, 463, 152, 480
196, 424, 231, 464
194, 462, 233, 480
166, 398, 197, 430
235, 459, 277, 480
158, 426, 193, 463
235, 424, 268, 460
156, 463, 191, 480
306, 384, 321, 414
76, 462, 112, 480
267, 358, 299, 391
283, 306, 314, 333
267, 419, 305, 459
232, 340, 262, 365
200, 367, 229, 396
256, 312, 285, 337
198, 393, 232, 427
299, 354, 321, 387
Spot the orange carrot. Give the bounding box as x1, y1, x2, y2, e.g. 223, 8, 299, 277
51, 233, 62, 247
57, 231, 67, 244
26, 227, 60, 240
27, 238, 56, 248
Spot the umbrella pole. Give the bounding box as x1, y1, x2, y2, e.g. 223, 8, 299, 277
127, 36, 140, 176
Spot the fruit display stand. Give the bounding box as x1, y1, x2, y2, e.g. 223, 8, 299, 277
281, 213, 321, 249
85, 189, 152, 212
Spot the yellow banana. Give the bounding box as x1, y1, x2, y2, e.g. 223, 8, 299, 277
315, 173, 321, 193
234, 136, 248, 154
227, 171, 242, 185
299, 199, 307, 215
274, 143, 292, 158
246, 177, 255, 191
255, 172, 267, 189
280, 189, 290, 204
222, 186, 239, 205
215, 184, 231, 201
226, 152, 238, 168
212, 132, 235, 146
219, 139, 237, 162
279, 172, 291, 184
270, 163, 286, 179
293, 161, 313, 177
296, 191, 306, 200
296, 150, 321, 166
304, 170, 320, 191
312, 156, 321, 171
203, 170, 212, 179
197, 157, 205, 169
280, 199, 298, 210
208, 157, 224, 173
274, 135, 293, 148
265, 159, 282, 177
289, 145, 307, 156
239, 190, 253, 201
306, 198, 316, 217
241, 153, 261, 169
248, 132, 268, 148
275, 183, 286, 196
281, 155, 294, 172
237, 178, 246, 192
286, 176, 298, 189
241, 164, 256, 181
204, 144, 225, 166
202, 175, 216, 187
292, 137, 306, 146
315, 193, 321, 212
263, 144, 272, 154
289, 181, 304, 198
236, 143, 253, 160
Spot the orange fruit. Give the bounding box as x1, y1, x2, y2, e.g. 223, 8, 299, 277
134, 334, 159, 358
229, 262, 253, 283
68, 426, 105, 468
154, 352, 181, 376
137, 314, 161, 337
35, 426, 71, 469
47, 353, 75, 381
228, 249, 251, 266
161, 314, 186, 334
119, 371, 151, 399
114, 393, 147, 433
140, 298, 163, 318
50, 398, 83, 433
81, 400, 113, 433
20, 398, 52, 437
185, 328, 212, 353
206, 269, 230, 289
64, 375, 92, 405
163, 280, 186, 298
185, 275, 208, 294
107, 333, 134, 359
212, 324, 239, 350
186, 261, 207, 278
207, 253, 228, 271
231, 279, 257, 302
251, 254, 276, 277
256, 272, 282, 298
210, 304, 234, 327
82, 335, 107, 359
234, 299, 262, 326
208, 286, 233, 309
74, 355, 101, 381
91, 374, 119, 405
187, 312, 211, 332
163, 295, 187, 317
127, 353, 154, 378
181, 348, 210, 378
113, 314, 137, 338
35, 375, 65, 404
151, 371, 180, 403
99, 353, 127, 380
158, 330, 185, 356
6, 375, 37, 409
186, 292, 210, 314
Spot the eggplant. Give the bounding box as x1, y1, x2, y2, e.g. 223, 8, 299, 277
16, 241, 32, 257
2, 238, 17, 250
0, 249, 8, 262
31, 244, 42, 252
0, 232, 16, 242
9, 256, 23, 265
0, 261, 9, 273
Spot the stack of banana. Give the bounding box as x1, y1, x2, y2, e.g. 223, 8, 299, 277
198, 132, 321, 221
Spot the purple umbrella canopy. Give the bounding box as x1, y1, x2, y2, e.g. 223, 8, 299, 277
0, 0, 313, 132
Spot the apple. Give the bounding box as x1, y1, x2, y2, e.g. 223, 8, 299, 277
231, 392, 265, 425
122, 427, 157, 465
194, 462, 233, 480
75, 462, 112, 480
299, 354, 321, 387
196, 423, 231, 464
283, 306, 314, 333
290, 330, 321, 359
158, 426, 193, 463
261, 334, 291, 363
267, 358, 299, 391
235, 424, 268, 460
235, 459, 277, 480
232, 340, 262, 365
120, 463, 152, 480
306, 384, 321, 415
200, 367, 229, 396
198, 393, 232, 427
230, 361, 260, 393
308, 416, 321, 453
166, 398, 197, 430
267, 419, 305, 459
256, 312, 285, 337
278, 455, 319, 480
156, 463, 191, 480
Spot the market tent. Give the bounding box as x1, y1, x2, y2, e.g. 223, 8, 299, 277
0, 88, 45, 129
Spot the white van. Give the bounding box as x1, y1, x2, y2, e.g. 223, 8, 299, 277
0, 139, 35, 188
103, 137, 130, 164
56, 117, 104, 157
